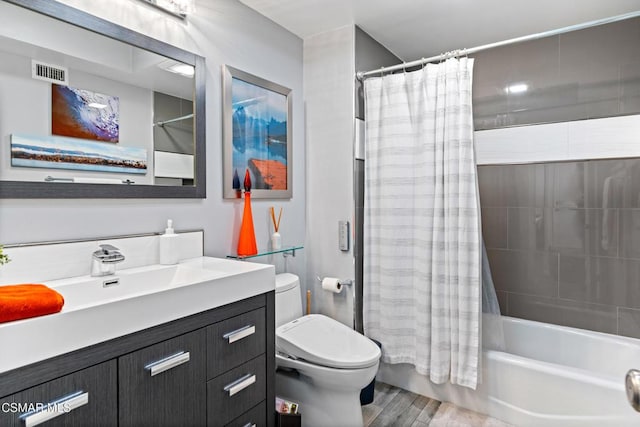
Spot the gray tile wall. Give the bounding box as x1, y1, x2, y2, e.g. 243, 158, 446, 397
472, 17, 640, 130
479, 159, 640, 338
153, 92, 194, 155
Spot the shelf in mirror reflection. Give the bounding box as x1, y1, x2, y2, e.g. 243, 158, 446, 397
227, 245, 303, 260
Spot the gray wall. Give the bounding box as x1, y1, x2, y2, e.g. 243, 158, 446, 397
476, 16, 640, 337
473, 16, 640, 130
480, 159, 640, 338
0, 0, 306, 279
354, 26, 401, 120
153, 92, 194, 156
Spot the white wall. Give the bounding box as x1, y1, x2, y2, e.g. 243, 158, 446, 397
475, 114, 640, 165
0, 54, 154, 183
0, 0, 306, 278
304, 26, 355, 326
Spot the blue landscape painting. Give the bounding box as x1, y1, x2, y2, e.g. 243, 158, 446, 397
52, 84, 119, 143
231, 77, 288, 190
11, 134, 147, 174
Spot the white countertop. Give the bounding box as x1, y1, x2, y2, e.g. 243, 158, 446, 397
0, 256, 275, 374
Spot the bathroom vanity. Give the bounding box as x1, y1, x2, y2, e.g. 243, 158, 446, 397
0, 292, 274, 427
0, 233, 276, 427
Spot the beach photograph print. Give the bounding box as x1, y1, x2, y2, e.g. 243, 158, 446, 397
11, 134, 147, 174
52, 84, 119, 142
231, 76, 288, 193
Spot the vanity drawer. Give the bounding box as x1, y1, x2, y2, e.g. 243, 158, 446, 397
208, 307, 266, 378
0, 360, 117, 427
207, 355, 266, 427
225, 400, 266, 427
119, 328, 206, 427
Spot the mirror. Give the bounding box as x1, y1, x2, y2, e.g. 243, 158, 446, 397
0, 0, 205, 198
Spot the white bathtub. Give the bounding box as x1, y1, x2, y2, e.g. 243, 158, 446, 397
376, 315, 640, 426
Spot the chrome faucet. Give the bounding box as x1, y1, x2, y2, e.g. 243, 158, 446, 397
91, 244, 125, 277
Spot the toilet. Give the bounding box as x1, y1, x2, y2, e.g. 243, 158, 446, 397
275, 273, 381, 427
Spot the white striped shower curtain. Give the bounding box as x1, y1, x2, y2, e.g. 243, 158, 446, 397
363, 58, 481, 389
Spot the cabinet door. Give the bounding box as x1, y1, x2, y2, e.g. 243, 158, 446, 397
207, 355, 266, 427
207, 308, 266, 379
119, 328, 206, 427
0, 360, 117, 427
225, 401, 267, 427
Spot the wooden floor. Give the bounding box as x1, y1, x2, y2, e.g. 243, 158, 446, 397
362, 382, 513, 427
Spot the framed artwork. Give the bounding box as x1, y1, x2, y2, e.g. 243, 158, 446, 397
223, 65, 292, 199
52, 84, 120, 142
11, 134, 147, 174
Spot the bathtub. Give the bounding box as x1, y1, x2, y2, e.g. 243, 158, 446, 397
376, 315, 640, 426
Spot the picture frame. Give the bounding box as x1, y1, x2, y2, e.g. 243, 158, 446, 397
223, 65, 292, 199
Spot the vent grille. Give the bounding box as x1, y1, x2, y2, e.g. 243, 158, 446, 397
31, 60, 68, 85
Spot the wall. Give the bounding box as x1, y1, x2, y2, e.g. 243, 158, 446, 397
476, 115, 640, 339
472, 16, 640, 130
153, 92, 194, 155
303, 25, 401, 328
0, 0, 306, 279
303, 26, 355, 326
354, 27, 401, 121
471, 17, 640, 338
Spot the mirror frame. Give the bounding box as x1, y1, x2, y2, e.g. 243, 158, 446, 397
0, 0, 206, 198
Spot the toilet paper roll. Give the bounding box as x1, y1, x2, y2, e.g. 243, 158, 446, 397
322, 277, 342, 294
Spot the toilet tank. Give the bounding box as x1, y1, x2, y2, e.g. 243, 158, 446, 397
275, 273, 303, 327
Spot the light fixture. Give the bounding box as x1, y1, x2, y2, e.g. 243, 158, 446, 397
157, 59, 195, 78
88, 102, 108, 109
505, 83, 528, 94
167, 63, 195, 77
137, 0, 195, 18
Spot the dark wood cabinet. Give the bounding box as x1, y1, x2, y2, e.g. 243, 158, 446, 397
207, 355, 266, 427
207, 307, 266, 379
0, 292, 275, 427
225, 401, 267, 427
0, 361, 117, 427
119, 329, 207, 427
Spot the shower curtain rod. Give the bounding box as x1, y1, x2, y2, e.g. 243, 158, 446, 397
356, 10, 640, 80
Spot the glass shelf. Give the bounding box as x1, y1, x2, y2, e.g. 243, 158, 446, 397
226, 245, 303, 260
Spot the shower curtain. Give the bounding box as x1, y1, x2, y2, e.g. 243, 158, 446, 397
363, 58, 481, 389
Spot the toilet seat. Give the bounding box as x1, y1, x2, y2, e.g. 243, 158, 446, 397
276, 314, 381, 369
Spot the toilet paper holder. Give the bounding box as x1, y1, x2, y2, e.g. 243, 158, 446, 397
316, 276, 353, 286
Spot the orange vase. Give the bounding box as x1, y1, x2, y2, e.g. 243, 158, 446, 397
237, 170, 258, 256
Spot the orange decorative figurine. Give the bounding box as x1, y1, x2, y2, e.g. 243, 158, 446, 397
237, 169, 258, 256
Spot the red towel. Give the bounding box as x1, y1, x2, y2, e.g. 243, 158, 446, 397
0, 284, 65, 323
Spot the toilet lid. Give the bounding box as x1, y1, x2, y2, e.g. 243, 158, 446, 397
276, 314, 381, 369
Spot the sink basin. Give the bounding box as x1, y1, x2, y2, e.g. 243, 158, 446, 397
0, 256, 274, 374
51, 263, 227, 311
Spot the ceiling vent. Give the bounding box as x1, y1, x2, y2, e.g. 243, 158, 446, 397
31, 60, 68, 85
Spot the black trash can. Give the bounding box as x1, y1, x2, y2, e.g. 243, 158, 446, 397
277, 413, 301, 427
360, 339, 382, 405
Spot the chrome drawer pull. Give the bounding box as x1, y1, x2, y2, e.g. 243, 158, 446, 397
145, 351, 190, 376
223, 373, 256, 397
20, 391, 89, 427
242, 423, 256, 427
223, 325, 256, 344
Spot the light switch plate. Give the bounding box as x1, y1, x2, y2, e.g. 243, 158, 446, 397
339, 220, 350, 251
